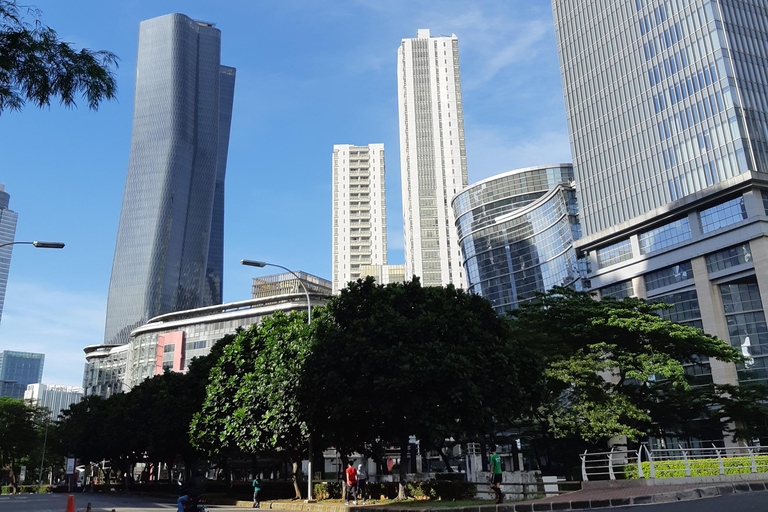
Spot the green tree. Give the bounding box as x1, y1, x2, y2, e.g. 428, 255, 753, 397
510, 287, 743, 445
0, 0, 117, 114
0, 397, 48, 490
303, 277, 540, 499
192, 312, 311, 499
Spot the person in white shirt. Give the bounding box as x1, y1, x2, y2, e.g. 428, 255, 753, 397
357, 463, 367, 504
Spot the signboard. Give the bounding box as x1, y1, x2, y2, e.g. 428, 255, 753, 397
66, 457, 75, 475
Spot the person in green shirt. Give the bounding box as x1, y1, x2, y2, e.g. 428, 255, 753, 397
489, 445, 503, 504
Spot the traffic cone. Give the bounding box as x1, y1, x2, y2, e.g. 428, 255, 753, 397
65, 495, 75, 512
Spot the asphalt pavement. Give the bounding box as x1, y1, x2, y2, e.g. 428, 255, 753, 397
0, 493, 242, 512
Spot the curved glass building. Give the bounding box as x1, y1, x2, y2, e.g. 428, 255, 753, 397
104, 14, 236, 346
452, 165, 582, 313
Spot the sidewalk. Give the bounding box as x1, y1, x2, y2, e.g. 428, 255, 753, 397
232, 478, 768, 511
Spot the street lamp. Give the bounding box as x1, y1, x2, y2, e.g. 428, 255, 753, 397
240, 260, 311, 324
240, 259, 314, 500
0, 241, 65, 249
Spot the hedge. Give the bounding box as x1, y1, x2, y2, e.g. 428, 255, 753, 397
625, 455, 768, 479
312, 480, 475, 501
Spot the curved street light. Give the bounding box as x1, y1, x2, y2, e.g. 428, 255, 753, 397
240, 259, 311, 324
0, 241, 65, 249
240, 258, 315, 500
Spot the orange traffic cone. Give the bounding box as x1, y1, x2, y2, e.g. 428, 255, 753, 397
65, 495, 75, 512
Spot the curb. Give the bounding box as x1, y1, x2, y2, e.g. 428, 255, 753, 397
231, 481, 768, 510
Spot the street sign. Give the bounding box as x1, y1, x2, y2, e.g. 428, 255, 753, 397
66, 457, 75, 475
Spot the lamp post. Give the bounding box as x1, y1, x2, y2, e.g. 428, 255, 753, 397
240, 259, 314, 500
0, 241, 65, 249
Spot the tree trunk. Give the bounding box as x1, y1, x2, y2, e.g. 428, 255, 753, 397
438, 448, 454, 472
397, 442, 408, 500
291, 460, 302, 500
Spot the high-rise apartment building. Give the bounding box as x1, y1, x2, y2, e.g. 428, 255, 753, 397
332, 144, 387, 293
397, 29, 468, 288
0, 350, 44, 399
552, 0, 768, 389
0, 185, 18, 325
103, 14, 236, 346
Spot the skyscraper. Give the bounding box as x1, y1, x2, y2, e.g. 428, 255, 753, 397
104, 13, 236, 346
552, 1, 768, 390
397, 29, 468, 288
0, 350, 44, 399
0, 185, 18, 325
332, 144, 387, 293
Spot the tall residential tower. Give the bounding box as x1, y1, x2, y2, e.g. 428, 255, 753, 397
332, 144, 387, 293
552, 0, 768, 389
0, 185, 18, 325
397, 29, 468, 288
104, 14, 235, 346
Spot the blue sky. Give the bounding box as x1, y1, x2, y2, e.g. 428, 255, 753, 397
0, 0, 571, 387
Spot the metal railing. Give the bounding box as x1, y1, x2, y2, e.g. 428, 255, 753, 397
580, 445, 768, 481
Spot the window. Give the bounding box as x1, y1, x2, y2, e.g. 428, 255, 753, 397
705, 243, 752, 273
601, 280, 634, 299
645, 261, 694, 292
699, 197, 747, 233
639, 218, 691, 254
597, 239, 633, 268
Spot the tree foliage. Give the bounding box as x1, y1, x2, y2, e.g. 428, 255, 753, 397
0, 0, 117, 114
303, 277, 541, 497
510, 287, 743, 444
0, 396, 48, 488
191, 311, 311, 499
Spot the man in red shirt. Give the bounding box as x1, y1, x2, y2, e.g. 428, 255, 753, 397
345, 462, 358, 506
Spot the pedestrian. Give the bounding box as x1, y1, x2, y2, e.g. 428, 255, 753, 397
488, 445, 503, 504
356, 463, 367, 505
252, 476, 261, 508
344, 461, 358, 506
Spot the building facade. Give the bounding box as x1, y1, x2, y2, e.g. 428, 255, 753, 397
332, 144, 388, 293
397, 29, 468, 288
552, 0, 768, 388
0, 185, 18, 325
359, 264, 406, 285
24, 383, 83, 421
104, 13, 236, 346
0, 350, 44, 399
252, 271, 332, 299
452, 165, 583, 313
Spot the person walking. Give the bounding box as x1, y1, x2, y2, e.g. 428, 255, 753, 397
345, 461, 358, 506
252, 476, 261, 508
356, 463, 367, 505
489, 445, 503, 504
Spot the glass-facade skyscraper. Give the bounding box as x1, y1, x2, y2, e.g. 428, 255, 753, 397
0, 350, 44, 399
452, 165, 583, 313
104, 14, 236, 346
398, 29, 468, 288
552, 0, 768, 392
0, 185, 18, 326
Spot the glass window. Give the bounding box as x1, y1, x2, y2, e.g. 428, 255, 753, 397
601, 280, 634, 299
638, 217, 691, 254
720, 277, 768, 385
699, 197, 747, 233
705, 243, 752, 273
597, 238, 633, 268
645, 261, 694, 292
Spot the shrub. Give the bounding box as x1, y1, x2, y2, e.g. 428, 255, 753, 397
366, 481, 399, 500
431, 480, 475, 500
314, 481, 342, 500
624, 455, 768, 479
407, 480, 435, 499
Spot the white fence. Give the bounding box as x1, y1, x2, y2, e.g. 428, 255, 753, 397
580, 445, 768, 481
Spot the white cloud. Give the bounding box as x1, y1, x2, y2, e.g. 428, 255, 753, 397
0, 281, 105, 388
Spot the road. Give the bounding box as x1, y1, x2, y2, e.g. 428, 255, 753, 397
603, 490, 767, 511
0, 493, 241, 512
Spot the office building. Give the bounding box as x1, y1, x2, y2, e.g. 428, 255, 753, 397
332, 144, 388, 294
551, 0, 768, 388
24, 383, 83, 421
452, 165, 583, 313
0, 350, 44, 399
103, 13, 236, 346
397, 29, 468, 288
0, 185, 18, 325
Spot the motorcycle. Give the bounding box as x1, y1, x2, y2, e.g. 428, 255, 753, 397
182, 494, 207, 512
